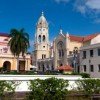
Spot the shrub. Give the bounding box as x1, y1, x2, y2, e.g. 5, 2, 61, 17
27, 77, 69, 100
25, 71, 37, 75
5, 70, 20, 74
80, 73, 90, 78
76, 79, 100, 96
71, 72, 79, 75
0, 81, 17, 99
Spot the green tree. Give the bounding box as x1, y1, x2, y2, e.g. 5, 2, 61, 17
8, 28, 30, 72
27, 77, 69, 100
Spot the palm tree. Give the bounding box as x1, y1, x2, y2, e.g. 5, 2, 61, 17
8, 28, 30, 72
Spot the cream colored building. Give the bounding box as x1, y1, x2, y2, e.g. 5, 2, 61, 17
80, 34, 100, 78
53, 30, 83, 72
0, 33, 30, 72
33, 12, 53, 72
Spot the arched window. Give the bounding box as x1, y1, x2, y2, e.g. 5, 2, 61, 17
38, 35, 41, 42
73, 47, 78, 54
57, 41, 64, 58
58, 50, 61, 57
43, 35, 46, 42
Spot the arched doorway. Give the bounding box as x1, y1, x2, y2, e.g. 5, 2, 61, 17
3, 61, 11, 72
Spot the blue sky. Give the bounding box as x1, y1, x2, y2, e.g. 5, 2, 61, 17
0, 0, 100, 52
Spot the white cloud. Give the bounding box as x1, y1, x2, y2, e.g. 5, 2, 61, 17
75, 0, 100, 13
55, 0, 70, 3
74, 0, 100, 23
86, 0, 100, 10
74, 0, 87, 14
76, 5, 86, 14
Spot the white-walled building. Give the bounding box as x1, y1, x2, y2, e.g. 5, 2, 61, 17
80, 34, 100, 78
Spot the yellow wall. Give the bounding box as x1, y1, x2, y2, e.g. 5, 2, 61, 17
68, 41, 83, 54
0, 35, 31, 71
0, 57, 30, 71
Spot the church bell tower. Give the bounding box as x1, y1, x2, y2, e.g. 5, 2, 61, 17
34, 12, 50, 61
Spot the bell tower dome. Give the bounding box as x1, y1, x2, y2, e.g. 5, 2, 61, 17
37, 12, 48, 28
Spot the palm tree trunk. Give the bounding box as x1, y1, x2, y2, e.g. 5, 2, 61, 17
17, 56, 19, 72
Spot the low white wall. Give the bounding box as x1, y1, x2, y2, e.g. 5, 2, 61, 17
0, 75, 82, 91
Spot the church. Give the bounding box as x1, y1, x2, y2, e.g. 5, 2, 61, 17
33, 12, 100, 78
32, 12, 82, 72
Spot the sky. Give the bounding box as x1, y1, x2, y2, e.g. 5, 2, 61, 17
0, 0, 100, 52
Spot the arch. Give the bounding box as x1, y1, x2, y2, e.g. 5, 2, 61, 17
3, 61, 11, 72
43, 35, 46, 42
57, 41, 64, 58
57, 41, 63, 49
38, 35, 41, 42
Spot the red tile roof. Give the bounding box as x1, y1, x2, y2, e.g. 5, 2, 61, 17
69, 35, 83, 42
57, 65, 73, 71
83, 33, 98, 42
0, 33, 9, 37
69, 33, 99, 42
